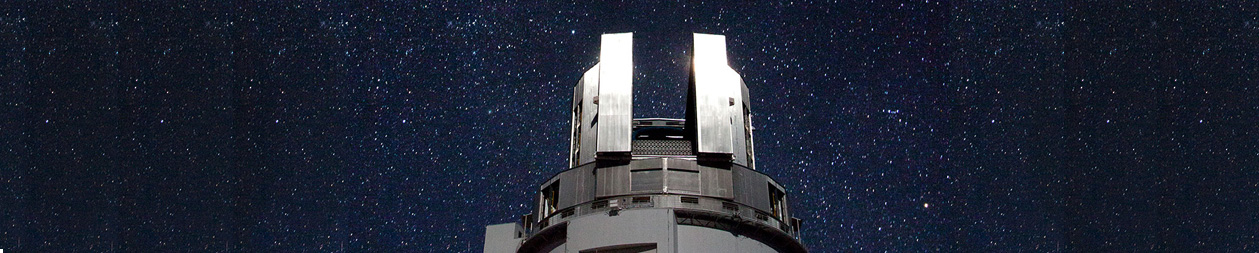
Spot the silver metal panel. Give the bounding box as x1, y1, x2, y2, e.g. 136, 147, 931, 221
573, 70, 587, 108
596, 33, 633, 155
596, 162, 631, 197
570, 68, 592, 167
729, 73, 750, 167
631, 169, 663, 192
570, 75, 584, 167
740, 81, 756, 169
666, 169, 701, 194
577, 65, 601, 165
558, 171, 579, 209
574, 74, 586, 167
628, 158, 665, 194
700, 165, 734, 199
557, 165, 597, 209
732, 165, 771, 211
631, 158, 665, 172
575, 165, 596, 206
691, 33, 735, 156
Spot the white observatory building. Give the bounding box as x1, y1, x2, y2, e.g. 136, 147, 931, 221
484, 33, 807, 253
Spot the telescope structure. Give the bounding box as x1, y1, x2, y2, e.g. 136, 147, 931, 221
484, 33, 806, 253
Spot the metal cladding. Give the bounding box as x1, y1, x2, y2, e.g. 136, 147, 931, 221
595, 33, 634, 158
689, 33, 736, 159
569, 33, 635, 166
688, 33, 756, 167
570, 65, 601, 167
485, 33, 805, 253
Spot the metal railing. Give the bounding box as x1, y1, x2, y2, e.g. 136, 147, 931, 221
527, 193, 801, 239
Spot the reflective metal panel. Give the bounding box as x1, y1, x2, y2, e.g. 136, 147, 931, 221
595, 161, 632, 197
667, 169, 701, 194
739, 81, 756, 169
576, 65, 601, 165
690, 33, 735, 156
631, 169, 663, 192
596, 33, 633, 155
732, 165, 772, 211
570, 75, 585, 167
729, 74, 751, 167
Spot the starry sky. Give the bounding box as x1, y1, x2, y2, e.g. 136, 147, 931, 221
2, 1, 1257, 252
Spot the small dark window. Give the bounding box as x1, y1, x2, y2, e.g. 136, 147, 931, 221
755, 211, 769, 221
560, 208, 575, 218
680, 197, 699, 204
632, 196, 651, 203
722, 202, 739, 211
591, 200, 609, 209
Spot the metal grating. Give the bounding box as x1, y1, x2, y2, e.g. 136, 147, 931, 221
632, 140, 693, 155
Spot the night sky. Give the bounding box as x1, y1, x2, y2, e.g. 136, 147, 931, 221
2, 1, 1258, 252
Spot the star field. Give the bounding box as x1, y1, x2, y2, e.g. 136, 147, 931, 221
2, 1, 1257, 252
